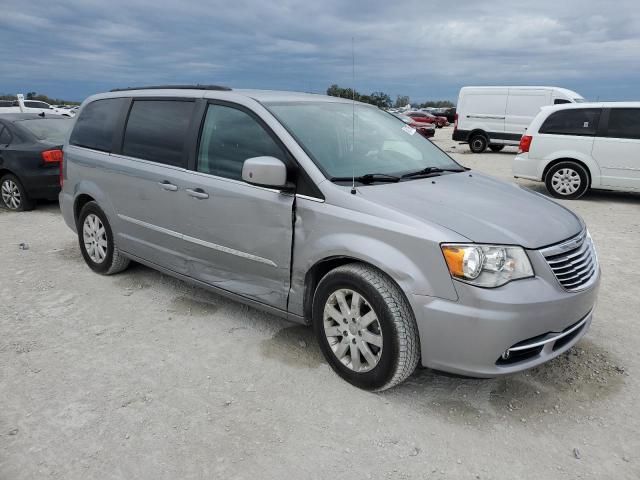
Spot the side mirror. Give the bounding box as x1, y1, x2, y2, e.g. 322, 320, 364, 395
242, 156, 288, 188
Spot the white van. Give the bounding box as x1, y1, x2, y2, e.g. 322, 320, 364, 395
513, 102, 640, 198
453, 86, 584, 153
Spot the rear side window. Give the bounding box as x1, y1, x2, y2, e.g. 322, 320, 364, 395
606, 108, 640, 140
70, 98, 126, 152
539, 108, 601, 136
197, 104, 286, 181
122, 100, 194, 167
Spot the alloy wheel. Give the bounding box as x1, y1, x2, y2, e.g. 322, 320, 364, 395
1, 180, 21, 210
323, 288, 383, 372
83, 214, 108, 263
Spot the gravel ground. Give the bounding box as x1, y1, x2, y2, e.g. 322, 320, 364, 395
1, 126, 639, 479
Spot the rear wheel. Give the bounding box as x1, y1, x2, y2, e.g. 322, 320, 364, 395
489, 145, 505, 152
77, 201, 130, 275
0, 174, 34, 211
312, 263, 420, 391
469, 134, 488, 153
545, 161, 589, 200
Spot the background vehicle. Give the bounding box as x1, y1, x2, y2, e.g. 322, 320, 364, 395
0, 113, 69, 210
453, 86, 584, 153
61, 86, 598, 391
406, 111, 448, 128
392, 113, 435, 138
0, 95, 73, 117
513, 102, 640, 198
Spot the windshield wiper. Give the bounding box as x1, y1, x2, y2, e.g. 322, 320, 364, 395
400, 167, 466, 179
331, 173, 400, 184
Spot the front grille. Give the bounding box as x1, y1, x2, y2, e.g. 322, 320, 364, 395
542, 231, 598, 291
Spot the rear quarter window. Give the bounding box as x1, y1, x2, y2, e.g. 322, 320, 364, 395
69, 98, 126, 152
539, 108, 601, 136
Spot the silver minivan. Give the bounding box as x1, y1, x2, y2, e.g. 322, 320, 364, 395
60, 86, 600, 390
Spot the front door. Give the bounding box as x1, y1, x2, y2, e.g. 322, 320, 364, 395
177, 102, 295, 310
592, 108, 640, 190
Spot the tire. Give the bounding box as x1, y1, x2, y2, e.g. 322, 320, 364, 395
1, 174, 34, 211
77, 201, 130, 275
489, 145, 504, 152
545, 161, 589, 200
312, 263, 420, 391
469, 134, 488, 153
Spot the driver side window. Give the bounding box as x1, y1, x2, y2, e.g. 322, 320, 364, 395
197, 104, 286, 181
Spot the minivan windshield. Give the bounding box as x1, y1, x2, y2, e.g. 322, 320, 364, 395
265, 101, 462, 181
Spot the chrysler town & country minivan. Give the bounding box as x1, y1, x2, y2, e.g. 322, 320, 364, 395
60, 86, 600, 390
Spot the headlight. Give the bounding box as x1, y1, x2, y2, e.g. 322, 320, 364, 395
441, 244, 534, 288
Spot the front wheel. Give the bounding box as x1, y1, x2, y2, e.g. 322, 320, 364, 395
77, 201, 130, 275
545, 161, 589, 199
469, 134, 487, 153
312, 263, 420, 391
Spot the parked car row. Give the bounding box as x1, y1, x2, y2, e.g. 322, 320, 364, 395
405, 110, 449, 128
0, 95, 76, 117
449, 85, 639, 199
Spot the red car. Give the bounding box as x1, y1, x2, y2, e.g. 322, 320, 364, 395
394, 114, 435, 138
406, 111, 449, 128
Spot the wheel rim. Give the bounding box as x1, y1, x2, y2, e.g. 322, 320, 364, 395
551, 168, 581, 195
471, 138, 484, 151
323, 289, 383, 373
83, 214, 108, 263
1, 180, 21, 209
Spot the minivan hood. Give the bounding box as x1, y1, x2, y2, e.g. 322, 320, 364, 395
357, 172, 583, 249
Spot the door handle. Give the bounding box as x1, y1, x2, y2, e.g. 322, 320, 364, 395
186, 188, 209, 199
159, 181, 178, 191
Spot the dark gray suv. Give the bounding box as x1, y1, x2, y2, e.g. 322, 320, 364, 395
60, 86, 600, 390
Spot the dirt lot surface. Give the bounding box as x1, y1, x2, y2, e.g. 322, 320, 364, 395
1, 127, 639, 479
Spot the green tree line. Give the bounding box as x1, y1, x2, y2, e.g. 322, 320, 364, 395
326, 84, 454, 109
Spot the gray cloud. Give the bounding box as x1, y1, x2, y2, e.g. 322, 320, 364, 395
1, 0, 638, 101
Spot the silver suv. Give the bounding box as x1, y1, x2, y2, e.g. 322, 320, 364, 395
60, 86, 600, 390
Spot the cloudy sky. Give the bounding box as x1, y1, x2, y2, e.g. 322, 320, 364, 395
1, 0, 639, 103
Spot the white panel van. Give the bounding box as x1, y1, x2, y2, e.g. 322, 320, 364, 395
453, 86, 584, 153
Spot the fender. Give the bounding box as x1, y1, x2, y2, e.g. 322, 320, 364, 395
288, 227, 461, 318
542, 151, 602, 188
72, 179, 119, 227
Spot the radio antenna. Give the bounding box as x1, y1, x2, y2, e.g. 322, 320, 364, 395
350, 36, 357, 195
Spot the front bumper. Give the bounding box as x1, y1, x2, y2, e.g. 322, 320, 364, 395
410, 248, 600, 377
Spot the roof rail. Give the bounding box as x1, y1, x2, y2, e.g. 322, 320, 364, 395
109, 84, 232, 92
